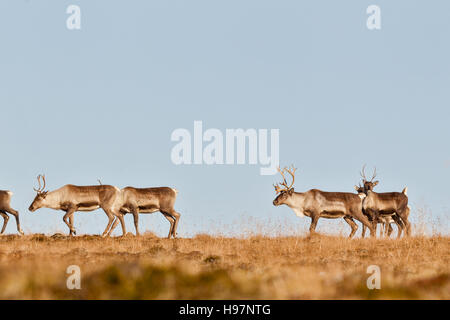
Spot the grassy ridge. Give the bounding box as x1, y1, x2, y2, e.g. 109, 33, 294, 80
0, 233, 448, 299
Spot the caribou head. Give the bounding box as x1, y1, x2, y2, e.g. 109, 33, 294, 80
29, 174, 49, 212
272, 165, 297, 206
354, 182, 367, 199
358, 165, 379, 193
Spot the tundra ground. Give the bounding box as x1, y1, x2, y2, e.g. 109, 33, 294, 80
0, 233, 447, 299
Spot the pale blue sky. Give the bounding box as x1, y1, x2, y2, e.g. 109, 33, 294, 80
0, 0, 448, 236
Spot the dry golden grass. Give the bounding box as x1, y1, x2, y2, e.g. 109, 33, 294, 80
0, 233, 448, 299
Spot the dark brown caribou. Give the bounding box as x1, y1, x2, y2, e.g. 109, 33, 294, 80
357, 166, 411, 237
355, 183, 398, 237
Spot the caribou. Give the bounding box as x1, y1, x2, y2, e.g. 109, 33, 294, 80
106, 186, 181, 238
355, 183, 400, 237
357, 166, 411, 237
28, 175, 126, 237
273, 166, 375, 237
0, 190, 24, 235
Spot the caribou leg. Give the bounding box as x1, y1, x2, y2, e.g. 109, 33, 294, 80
392, 214, 404, 238
308, 214, 320, 235
102, 211, 116, 237
117, 213, 126, 236
63, 208, 77, 236
0, 210, 9, 234
397, 207, 411, 236
106, 216, 119, 236
383, 221, 389, 237
167, 210, 180, 238
344, 216, 358, 238
2, 207, 23, 235
130, 207, 140, 236
109, 207, 140, 237
353, 210, 375, 237
5, 207, 24, 235
386, 222, 393, 237
69, 214, 76, 235
373, 220, 379, 237
361, 224, 367, 238
162, 212, 175, 238
104, 211, 127, 237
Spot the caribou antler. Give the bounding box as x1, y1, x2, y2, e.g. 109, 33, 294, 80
277, 166, 289, 188
33, 174, 46, 194
360, 164, 367, 182
360, 164, 377, 183
370, 167, 377, 182
33, 175, 41, 193
41, 174, 46, 191
273, 167, 286, 194
274, 165, 297, 193
284, 165, 297, 190
273, 184, 283, 194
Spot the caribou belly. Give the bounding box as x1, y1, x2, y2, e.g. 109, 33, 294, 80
320, 211, 345, 219
119, 205, 160, 214
78, 205, 100, 211
139, 208, 160, 214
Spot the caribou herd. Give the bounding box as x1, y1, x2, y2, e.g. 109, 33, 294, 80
26, 175, 181, 238
273, 165, 411, 238
0, 165, 411, 238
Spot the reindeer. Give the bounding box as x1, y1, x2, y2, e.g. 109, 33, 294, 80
357, 166, 411, 237
105, 186, 181, 238
273, 166, 375, 237
28, 175, 126, 237
355, 183, 398, 237
0, 190, 24, 235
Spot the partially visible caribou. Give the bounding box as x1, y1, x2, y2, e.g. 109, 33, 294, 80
0, 190, 23, 235
106, 186, 181, 238
273, 166, 375, 238
354, 184, 397, 237
356, 166, 411, 238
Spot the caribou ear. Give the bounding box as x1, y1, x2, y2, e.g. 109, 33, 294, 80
373, 181, 379, 186
354, 185, 359, 191
289, 188, 294, 194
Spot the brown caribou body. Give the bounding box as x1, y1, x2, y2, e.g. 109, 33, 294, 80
106, 187, 181, 238
0, 190, 23, 235
28, 175, 125, 236
357, 166, 411, 237
355, 184, 402, 237
273, 166, 374, 237
363, 189, 410, 237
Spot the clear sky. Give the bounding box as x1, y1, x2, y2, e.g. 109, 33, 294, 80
0, 0, 448, 236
